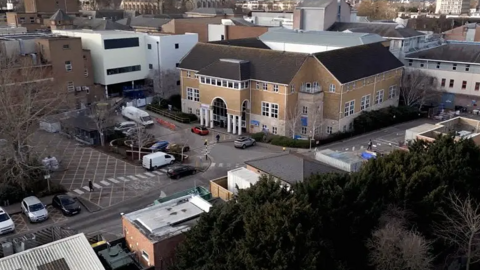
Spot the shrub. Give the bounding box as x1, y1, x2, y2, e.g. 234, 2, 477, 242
251, 132, 265, 141
353, 106, 420, 134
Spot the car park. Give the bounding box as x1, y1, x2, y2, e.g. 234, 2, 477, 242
191, 126, 209, 135
114, 121, 137, 132
0, 207, 15, 235
166, 143, 190, 153
51, 194, 81, 216
167, 165, 197, 179
234, 136, 256, 149
149, 141, 169, 151
21, 196, 49, 223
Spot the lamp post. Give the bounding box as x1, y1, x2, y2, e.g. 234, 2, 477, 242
44, 174, 51, 193
309, 130, 313, 151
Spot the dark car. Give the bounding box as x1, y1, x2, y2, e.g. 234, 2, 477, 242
167, 165, 197, 179
191, 126, 209, 135
52, 195, 81, 216
149, 141, 169, 151
166, 143, 190, 153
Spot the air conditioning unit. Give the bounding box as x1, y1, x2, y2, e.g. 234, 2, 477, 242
76, 86, 82, 91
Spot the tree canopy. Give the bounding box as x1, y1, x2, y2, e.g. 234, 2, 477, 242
171, 136, 480, 270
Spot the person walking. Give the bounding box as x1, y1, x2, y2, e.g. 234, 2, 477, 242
88, 179, 94, 192
216, 134, 220, 143
367, 139, 373, 151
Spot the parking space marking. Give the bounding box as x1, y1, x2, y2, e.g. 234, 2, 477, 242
235, 164, 240, 167
127, 175, 139, 180
93, 183, 102, 189
108, 178, 120, 183
211, 163, 216, 167
82, 186, 90, 191
117, 176, 129, 182
11, 214, 28, 233
153, 171, 163, 175
73, 189, 84, 195
219, 163, 224, 167
160, 169, 168, 173
144, 172, 155, 177
100, 180, 110, 186
136, 174, 147, 179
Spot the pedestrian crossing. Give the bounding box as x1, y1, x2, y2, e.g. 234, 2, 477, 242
70, 169, 171, 195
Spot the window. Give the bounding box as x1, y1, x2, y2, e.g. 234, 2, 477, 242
19, 17, 25, 23
142, 250, 149, 261
361, 95, 370, 110
344, 100, 354, 117
188, 107, 192, 114
263, 83, 268, 90
175, 63, 179, 67
346, 84, 351, 91
271, 103, 279, 118
221, 34, 225, 40
175, 43, 179, 49
466, 64, 470, 71
476, 82, 480, 91
301, 126, 307, 135
313, 81, 319, 91
211, 79, 216, 85
326, 126, 333, 134
177, 80, 180, 85
273, 84, 279, 92
65, 61, 72, 71
329, 84, 335, 92
205, 77, 211, 84
217, 80, 222, 87
408, 60, 412, 66
437, 62, 441, 69
67, 82, 74, 92
420, 63, 424, 67
441, 78, 446, 87
290, 84, 295, 93
256, 82, 261, 89
272, 126, 278, 135
449, 79, 454, 88
63, 44, 70, 49
302, 106, 308, 115
149, 64, 153, 69
107, 65, 141, 75
186, 71, 191, 78
29, 17, 34, 23
84, 69, 88, 77
187, 88, 199, 101
200, 77, 205, 83
453, 64, 457, 70
375, 90, 384, 104
388, 85, 397, 99
261, 102, 270, 116
305, 82, 311, 92
147, 44, 152, 49
196, 109, 200, 116
222, 80, 227, 87
462, 81, 467, 89
104, 38, 139, 49
262, 124, 268, 131
314, 126, 321, 135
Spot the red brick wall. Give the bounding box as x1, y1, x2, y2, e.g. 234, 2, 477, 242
153, 233, 186, 270
122, 217, 155, 269
225, 25, 269, 40
174, 21, 210, 42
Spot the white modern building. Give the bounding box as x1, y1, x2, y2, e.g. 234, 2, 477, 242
52, 29, 149, 97
293, 0, 352, 31
435, 0, 470, 15
244, 11, 294, 28
145, 33, 198, 72
404, 42, 480, 107
258, 28, 386, 53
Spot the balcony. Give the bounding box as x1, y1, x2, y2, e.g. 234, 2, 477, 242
300, 85, 321, 94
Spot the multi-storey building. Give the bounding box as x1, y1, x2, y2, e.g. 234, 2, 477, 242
435, 0, 470, 15
120, 0, 225, 14
178, 39, 403, 137
293, 0, 352, 31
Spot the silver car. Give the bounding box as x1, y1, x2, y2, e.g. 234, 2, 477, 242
21, 196, 49, 223
234, 136, 256, 149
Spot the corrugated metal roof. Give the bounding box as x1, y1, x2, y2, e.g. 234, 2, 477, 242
0, 234, 105, 270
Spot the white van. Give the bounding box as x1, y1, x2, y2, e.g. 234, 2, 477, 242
121, 106, 154, 126
143, 152, 175, 170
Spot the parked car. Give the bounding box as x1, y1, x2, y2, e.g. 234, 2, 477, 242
52, 194, 81, 216
149, 141, 169, 151
166, 143, 190, 153
167, 165, 197, 179
121, 106, 154, 126
0, 207, 15, 235
123, 126, 145, 136
234, 136, 256, 149
142, 152, 175, 170
21, 196, 49, 223
191, 126, 209, 135
114, 121, 137, 132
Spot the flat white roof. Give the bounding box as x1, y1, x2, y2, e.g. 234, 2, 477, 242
53, 29, 141, 36
407, 123, 437, 134
228, 167, 260, 185
0, 233, 105, 270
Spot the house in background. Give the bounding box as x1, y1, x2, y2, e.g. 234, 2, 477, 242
443, 23, 480, 42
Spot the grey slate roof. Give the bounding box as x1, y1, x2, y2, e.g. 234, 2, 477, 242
259, 28, 385, 47
73, 17, 132, 30
50, 9, 73, 21
405, 43, 480, 64
328, 22, 425, 38
179, 42, 307, 84
314, 43, 404, 83
209, 38, 271, 49
197, 59, 251, 80
245, 152, 343, 185
0, 234, 105, 270
297, 0, 334, 8
116, 16, 172, 28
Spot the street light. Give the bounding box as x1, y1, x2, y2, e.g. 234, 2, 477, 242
309, 130, 313, 151
44, 174, 51, 192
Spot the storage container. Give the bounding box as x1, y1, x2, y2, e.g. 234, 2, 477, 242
227, 167, 261, 194
315, 149, 364, 172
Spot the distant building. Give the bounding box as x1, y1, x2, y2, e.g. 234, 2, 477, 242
120, 0, 224, 14
407, 117, 480, 145
435, 0, 470, 15
443, 22, 480, 41
293, 0, 352, 31
184, 8, 242, 18
243, 11, 294, 28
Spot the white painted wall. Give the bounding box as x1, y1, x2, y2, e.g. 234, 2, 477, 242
207, 24, 225, 42
263, 41, 341, 53
323, 1, 340, 30
145, 33, 198, 72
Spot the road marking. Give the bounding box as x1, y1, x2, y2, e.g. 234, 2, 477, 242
136, 174, 148, 179
82, 186, 90, 191
153, 171, 163, 175
210, 163, 216, 167
160, 169, 168, 173
100, 180, 110, 186
117, 176, 129, 182
219, 163, 224, 167
108, 178, 120, 183
144, 172, 155, 177
227, 163, 231, 167
127, 175, 139, 180
73, 189, 84, 195
160, 191, 167, 198
93, 183, 102, 189
235, 164, 240, 167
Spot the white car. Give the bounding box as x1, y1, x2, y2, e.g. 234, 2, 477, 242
114, 121, 137, 132
0, 207, 15, 235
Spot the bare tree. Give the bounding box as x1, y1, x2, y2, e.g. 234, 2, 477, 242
88, 101, 116, 147
310, 103, 323, 138
150, 69, 180, 100
436, 193, 480, 270
286, 105, 302, 139
127, 124, 155, 161
368, 207, 434, 270
401, 69, 443, 110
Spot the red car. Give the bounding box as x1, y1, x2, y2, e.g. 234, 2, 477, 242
191, 126, 209, 135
